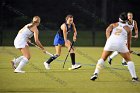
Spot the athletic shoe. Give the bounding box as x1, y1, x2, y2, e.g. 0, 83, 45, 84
69, 64, 81, 70
14, 69, 25, 73
132, 77, 138, 82
72, 64, 81, 69
108, 57, 112, 65
11, 58, 16, 69
44, 62, 50, 70
90, 73, 98, 81
122, 62, 127, 66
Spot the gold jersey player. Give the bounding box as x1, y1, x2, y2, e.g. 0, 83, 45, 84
108, 12, 139, 66
44, 15, 81, 70
90, 12, 138, 82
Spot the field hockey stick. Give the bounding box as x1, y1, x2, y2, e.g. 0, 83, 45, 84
131, 50, 140, 56
28, 41, 53, 56
63, 41, 75, 68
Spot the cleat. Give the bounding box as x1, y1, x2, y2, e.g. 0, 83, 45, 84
14, 69, 25, 73
69, 64, 81, 70
122, 62, 127, 66
108, 57, 112, 65
11, 58, 16, 69
90, 73, 98, 81
44, 62, 50, 70
132, 77, 138, 82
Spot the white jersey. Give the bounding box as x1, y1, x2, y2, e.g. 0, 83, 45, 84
104, 22, 129, 53
110, 22, 128, 43
14, 23, 34, 48
16, 24, 34, 40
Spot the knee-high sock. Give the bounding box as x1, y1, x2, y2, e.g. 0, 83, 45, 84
110, 51, 119, 59
70, 53, 75, 65
127, 61, 137, 78
14, 56, 24, 64
94, 59, 104, 74
46, 55, 59, 64
15, 56, 28, 71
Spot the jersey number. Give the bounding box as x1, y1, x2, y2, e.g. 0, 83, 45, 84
115, 28, 122, 35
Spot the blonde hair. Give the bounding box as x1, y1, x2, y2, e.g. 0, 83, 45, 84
65, 15, 73, 21
32, 16, 40, 23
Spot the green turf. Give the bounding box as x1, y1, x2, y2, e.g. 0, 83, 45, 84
0, 47, 140, 93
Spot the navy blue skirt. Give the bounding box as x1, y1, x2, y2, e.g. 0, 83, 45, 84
53, 33, 65, 46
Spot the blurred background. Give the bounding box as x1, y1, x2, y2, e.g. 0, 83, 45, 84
0, 0, 139, 46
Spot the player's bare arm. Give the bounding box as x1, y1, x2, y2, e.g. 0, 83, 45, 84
106, 24, 113, 39
72, 23, 77, 42
134, 20, 138, 38
31, 26, 44, 51
61, 23, 70, 46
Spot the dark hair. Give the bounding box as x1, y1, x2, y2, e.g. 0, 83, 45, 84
119, 12, 127, 22
127, 12, 133, 15
65, 14, 73, 21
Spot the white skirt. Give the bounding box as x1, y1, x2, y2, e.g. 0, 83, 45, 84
14, 37, 28, 49
104, 39, 129, 53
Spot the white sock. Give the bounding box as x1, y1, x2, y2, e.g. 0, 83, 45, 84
122, 58, 126, 63
110, 51, 119, 59
94, 59, 104, 74
14, 56, 24, 64
15, 57, 28, 71
127, 61, 137, 78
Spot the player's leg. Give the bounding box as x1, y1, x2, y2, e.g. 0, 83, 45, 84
120, 52, 138, 81
121, 41, 129, 66
11, 56, 24, 69
91, 50, 112, 80
121, 58, 127, 66
108, 51, 119, 65
44, 45, 61, 70
14, 45, 30, 73
65, 41, 81, 70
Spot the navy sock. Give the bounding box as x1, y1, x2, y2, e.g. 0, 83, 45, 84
70, 53, 75, 65
46, 55, 59, 64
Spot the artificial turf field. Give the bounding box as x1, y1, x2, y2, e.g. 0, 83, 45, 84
0, 47, 140, 93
